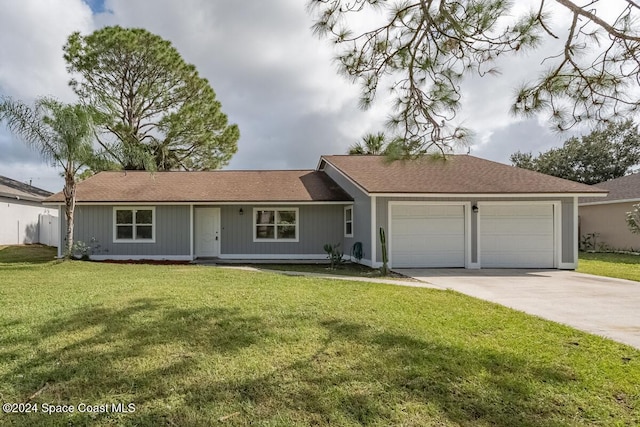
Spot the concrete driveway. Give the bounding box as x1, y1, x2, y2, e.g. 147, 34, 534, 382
395, 269, 640, 350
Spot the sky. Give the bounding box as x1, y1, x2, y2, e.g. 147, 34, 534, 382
0, 0, 597, 192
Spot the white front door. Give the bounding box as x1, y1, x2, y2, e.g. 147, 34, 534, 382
195, 208, 220, 257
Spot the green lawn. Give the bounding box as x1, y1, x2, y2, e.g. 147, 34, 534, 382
578, 252, 640, 282
0, 248, 639, 426
0, 244, 57, 264
246, 262, 415, 281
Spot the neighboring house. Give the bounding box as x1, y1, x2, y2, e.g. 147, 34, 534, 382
0, 175, 59, 246
579, 173, 640, 251
44, 155, 606, 269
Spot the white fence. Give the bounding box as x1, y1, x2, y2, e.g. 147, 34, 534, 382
0, 202, 58, 246
38, 213, 59, 247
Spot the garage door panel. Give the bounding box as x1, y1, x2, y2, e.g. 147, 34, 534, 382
394, 205, 461, 217
394, 235, 464, 251
484, 251, 554, 268
486, 204, 549, 216
482, 219, 552, 234
393, 219, 464, 234
480, 203, 554, 268
393, 218, 462, 232
393, 250, 465, 268
481, 235, 553, 251
391, 204, 465, 268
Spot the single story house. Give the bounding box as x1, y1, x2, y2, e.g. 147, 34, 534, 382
579, 173, 640, 251
0, 175, 58, 246
45, 155, 607, 269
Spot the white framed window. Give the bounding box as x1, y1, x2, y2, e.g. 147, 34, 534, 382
253, 208, 299, 242
113, 207, 156, 243
344, 206, 354, 237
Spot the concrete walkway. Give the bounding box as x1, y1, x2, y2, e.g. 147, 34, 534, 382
395, 269, 640, 350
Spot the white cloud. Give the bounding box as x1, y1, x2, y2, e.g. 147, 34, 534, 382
0, 0, 633, 194
0, 0, 93, 100
0, 0, 94, 192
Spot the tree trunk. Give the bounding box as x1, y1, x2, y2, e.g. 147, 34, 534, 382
62, 170, 76, 259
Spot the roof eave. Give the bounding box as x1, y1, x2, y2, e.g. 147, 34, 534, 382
367, 191, 609, 198
46, 200, 354, 205
579, 197, 640, 206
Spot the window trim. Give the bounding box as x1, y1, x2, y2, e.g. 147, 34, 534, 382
253, 207, 299, 242
113, 206, 156, 243
344, 205, 354, 238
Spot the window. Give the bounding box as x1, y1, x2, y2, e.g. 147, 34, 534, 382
114, 207, 155, 242
344, 206, 354, 237
254, 208, 298, 242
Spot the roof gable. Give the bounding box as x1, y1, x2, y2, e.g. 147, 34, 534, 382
321, 155, 607, 195
45, 170, 352, 203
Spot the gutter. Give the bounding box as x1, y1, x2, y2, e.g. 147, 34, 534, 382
0, 193, 47, 203
579, 198, 640, 207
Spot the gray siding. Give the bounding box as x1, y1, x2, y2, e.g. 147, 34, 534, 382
322, 162, 372, 261
562, 199, 575, 263
69, 205, 190, 256
375, 196, 576, 266
68, 203, 345, 259
470, 200, 478, 263
219, 204, 343, 255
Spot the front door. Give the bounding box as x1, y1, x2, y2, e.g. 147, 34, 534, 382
195, 208, 220, 257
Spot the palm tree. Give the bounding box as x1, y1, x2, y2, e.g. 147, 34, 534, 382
0, 97, 96, 258
348, 132, 388, 155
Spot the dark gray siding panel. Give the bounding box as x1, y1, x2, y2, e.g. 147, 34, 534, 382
71, 205, 190, 256
322, 163, 372, 261
220, 204, 343, 255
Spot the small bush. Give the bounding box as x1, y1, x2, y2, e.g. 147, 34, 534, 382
323, 243, 344, 269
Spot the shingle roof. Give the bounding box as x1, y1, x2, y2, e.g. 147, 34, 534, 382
322, 155, 607, 194
580, 173, 640, 204
0, 175, 52, 202
45, 170, 352, 203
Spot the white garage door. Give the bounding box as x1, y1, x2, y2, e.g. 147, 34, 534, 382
480, 204, 555, 268
391, 204, 465, 268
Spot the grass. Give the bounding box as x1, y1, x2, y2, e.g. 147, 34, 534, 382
245, 262, 414, 280
0, 244, 57, 264
578, 252, 640, 282
0, 246, 639, 426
